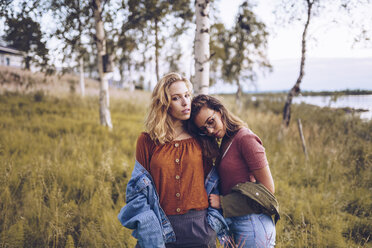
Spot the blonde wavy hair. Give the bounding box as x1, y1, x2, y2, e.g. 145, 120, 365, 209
145, 72, 193, 145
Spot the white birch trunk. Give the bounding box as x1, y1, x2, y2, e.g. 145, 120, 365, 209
155, 19, 160, 82
194, 0, 210, 95
79, 57, 85, 97
93, 0, 113, 129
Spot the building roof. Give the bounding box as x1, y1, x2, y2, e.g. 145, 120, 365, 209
0, 46, 23, 55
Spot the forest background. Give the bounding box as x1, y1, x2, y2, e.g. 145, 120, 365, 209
0, 0, 371, 247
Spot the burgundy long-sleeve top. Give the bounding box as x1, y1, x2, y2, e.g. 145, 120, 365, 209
218, 127, 268, 196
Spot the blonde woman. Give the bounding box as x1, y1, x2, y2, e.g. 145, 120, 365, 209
118, 73, 228, 247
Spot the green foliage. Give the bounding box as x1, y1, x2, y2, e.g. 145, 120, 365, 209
47, 0, 93, 72
219, 94, 372, 247
210, 1, 271, 94
0, 92, 143, 247
3, 1, 49, 70
64, 235, 75, 248
33, 90, 45, 102
1, 89, 371, 247
126, 0, 193, 79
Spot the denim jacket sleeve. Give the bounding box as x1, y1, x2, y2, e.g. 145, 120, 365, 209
118, 167, 165, 248
205, 167, 230, 244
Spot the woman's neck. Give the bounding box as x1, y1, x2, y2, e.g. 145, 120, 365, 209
172, 120, 184, 133
174, 127, 185, 136
172, 120, 191, 141
221, 128, 240, 147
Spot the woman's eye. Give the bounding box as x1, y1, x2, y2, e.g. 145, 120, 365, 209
207, 119, 215, 125
200, 128, 207, 134
172, 96, 180, 101
185, 93, 190, 98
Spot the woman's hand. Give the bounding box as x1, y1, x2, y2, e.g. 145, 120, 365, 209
249, 174, 257, 183
209, 194, 221, 209
252, 166, 275, 194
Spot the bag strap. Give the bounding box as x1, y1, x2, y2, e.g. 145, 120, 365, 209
221, 141, 233, 160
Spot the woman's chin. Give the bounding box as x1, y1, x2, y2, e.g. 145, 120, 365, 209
216, 130, 225, 139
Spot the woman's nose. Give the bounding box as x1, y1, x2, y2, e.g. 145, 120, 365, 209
206, 126, 214, 134
181, 97, 188, 106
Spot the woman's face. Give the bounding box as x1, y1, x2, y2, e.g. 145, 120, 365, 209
193, 107, 225, 139
168, 80, 191, 122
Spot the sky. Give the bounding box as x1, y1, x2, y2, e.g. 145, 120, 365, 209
1, 0, 371, 92
218, 0, 372, 60
211, 0, 372, 92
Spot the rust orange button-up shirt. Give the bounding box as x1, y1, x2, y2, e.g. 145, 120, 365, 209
136, 132, 211, 215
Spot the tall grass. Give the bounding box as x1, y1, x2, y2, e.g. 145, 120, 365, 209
0, 77, 371, 247
0, 91, 149, 247
219, 94, 371, 247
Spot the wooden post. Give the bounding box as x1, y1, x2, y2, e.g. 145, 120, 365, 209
297, 118, 308, 160
79, 57, 85, 97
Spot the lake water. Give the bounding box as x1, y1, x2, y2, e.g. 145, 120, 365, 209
293, 94, 372, 120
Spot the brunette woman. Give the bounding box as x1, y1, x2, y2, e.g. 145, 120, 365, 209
189, 94, 278, 248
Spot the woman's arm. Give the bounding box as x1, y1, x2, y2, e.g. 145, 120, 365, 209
118, 177, 165, 247
252, 166, 275, 194
239, 131, 275, 194
136, 132, 155, 171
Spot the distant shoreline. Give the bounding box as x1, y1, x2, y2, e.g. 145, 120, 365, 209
298, 89, 372, 96
229, 89, 372, 97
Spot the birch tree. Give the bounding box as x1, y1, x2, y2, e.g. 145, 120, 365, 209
194, 0, 210, 95
49, 0, 92, 97
210, 1, 270, 106
93, 0, 112, 129
127, 0, 192, 82
280, 0, 319, 128
276, 0, 370, 128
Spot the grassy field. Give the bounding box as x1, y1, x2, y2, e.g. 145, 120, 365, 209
0, 68, 371, 247
221, 95, 371, 247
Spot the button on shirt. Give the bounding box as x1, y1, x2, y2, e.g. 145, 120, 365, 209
136, 132, 211, 215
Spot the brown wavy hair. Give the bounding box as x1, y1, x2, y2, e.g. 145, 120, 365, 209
188, 94, 247, 159
145, 72, 192, 145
